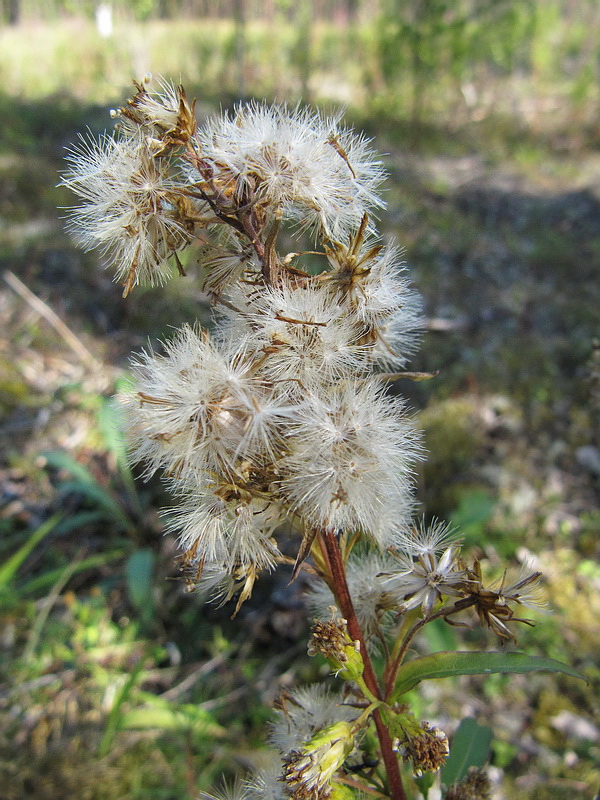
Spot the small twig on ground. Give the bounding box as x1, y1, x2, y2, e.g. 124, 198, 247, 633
194, 686, 249, 712
3, 269, 101, 370
159, 654, 227, 700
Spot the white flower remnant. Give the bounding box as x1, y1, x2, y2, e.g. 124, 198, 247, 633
62, 75, 426, 610
63, 129, 204, 295
308, 551, 400, 644
64, 76, 555, 800
280, 380, 420, 537
270, 685, 360, 756
194, 102, 386, 240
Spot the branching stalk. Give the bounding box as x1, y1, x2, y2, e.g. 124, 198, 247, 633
321, 530, 407, 800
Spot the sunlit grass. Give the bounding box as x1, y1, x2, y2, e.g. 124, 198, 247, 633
0, 11, 599, 799
0, 17, 364, 105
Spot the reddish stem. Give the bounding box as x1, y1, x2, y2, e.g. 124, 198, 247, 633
321, 531, 407, 800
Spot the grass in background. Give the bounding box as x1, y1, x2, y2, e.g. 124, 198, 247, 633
0, 8, 599, 799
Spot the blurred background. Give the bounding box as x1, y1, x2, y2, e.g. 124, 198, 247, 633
0, 1, 599, 798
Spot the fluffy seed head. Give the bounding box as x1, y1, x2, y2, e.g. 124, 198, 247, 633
308, 551, 400, 642
280, 380, 422, 542
62, 130, 201, 294
194, 102, 385, 240
66, 78, 432, 606
123, 325, 294, 481
270, 686, 359, 756
217, 282, 371, 385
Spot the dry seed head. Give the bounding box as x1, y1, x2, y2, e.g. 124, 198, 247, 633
445, 769, 492, 800
270, 685, 359, 756
308, 552, 400, 644
62, 129, 202, 294
194, 102, 385, 239
279, 380, 422, 543
308, 614, 364, 681
399, 722, 449, 777
66, 77, 428, 607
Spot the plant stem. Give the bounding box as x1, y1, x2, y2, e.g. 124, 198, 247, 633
384, 607, 420, 696
321, 530, 407, 800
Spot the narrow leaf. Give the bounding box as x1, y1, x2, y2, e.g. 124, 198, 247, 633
99, 661, 145, 756
0, 513, 62, 589
58, 480, 132, 530
392, 651, 587, 701
24, 554, 83, 660
97, 397, 129, 473
126, 549, 155, 621
441, 718, 492, 786
44, 450, 133, 531
121, 704, 223, 736
20, 549, 125, 595
97, 396, 139, 504
43, 450, 97, 484
54, 510, 111, 534
423, 616, 457, 653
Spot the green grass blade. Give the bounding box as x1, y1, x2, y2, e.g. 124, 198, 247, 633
391, 651, 587, 701
99, 660, 145, 757
97, 395, 141, 508
121, 701, 223, 737
54, 510, 111, 535
125, 549, 155, 624
0, 513, 62, 589
43, 450, 133, 530
19, 549, 126, 594
23, 554, 83, 660
43, 449, 98, 484
58, 480, 133, 530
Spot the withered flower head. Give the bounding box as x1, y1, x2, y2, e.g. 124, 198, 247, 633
116, 74, 197, 151
397, 721, 449, 777
456, 560, 547, 643
445, 768, 491, 800
308, 612, 364, 682
383, 521, 467, 617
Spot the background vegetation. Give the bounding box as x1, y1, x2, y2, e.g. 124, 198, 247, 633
0, 2, 598, 798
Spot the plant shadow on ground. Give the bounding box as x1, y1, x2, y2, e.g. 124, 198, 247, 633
1, 82, 599, 800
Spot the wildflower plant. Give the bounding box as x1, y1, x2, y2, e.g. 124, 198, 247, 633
63, 76, 584, 800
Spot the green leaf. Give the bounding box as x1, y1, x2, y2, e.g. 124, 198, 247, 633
43, 450, 133, 531
59, 479, 132, 530
97, 396, 140, 506
121, 703, 223, 736
99, 661, 145, 756
23, 555, 84, 660
126, 549, 155, 623
20, 549, 126, 595
121, 707, 221, 736
43, 449, 97, 484
441, 718, 492, 786
54, 510, 112, 534
0, 513, 62, 589
391, 651, 587, 701
450, 490, 495, 545
423, 616, 457, 653
97, 396, 129, 472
